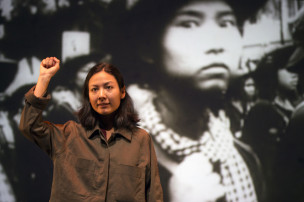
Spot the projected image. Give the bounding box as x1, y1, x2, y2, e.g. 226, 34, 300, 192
1, 0, 304, 201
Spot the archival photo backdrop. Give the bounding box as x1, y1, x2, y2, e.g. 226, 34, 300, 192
1, 0, 304, 201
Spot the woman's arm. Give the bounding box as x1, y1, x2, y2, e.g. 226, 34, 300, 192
19, 57, 67, 158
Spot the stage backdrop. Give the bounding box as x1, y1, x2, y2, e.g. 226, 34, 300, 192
0, 0, 304, 201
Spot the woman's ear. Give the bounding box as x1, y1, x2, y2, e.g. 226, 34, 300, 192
121, 86, 126, 99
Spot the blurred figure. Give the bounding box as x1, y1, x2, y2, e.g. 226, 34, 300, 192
1, 84, 53, 202
243, 45, 302, 201
0, 108, 16, 202
0, 57, 19, 202
226, 73, 257, 139
276, 44, 304, 201
243, 76, 258, 105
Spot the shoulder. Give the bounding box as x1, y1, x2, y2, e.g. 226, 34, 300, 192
65, 120, 82, 127
131, 127, 152, 143
132, 127, 150, 137
288, 102, 304, 133
57, 120, 84, 136
233, 138, 258, 162
292, 101, 304, 119
233, 139, 266, 200
244, 100, 286, 130
55, 120, 80, 128
247, 100, 280, 117
251, 100, 273, 110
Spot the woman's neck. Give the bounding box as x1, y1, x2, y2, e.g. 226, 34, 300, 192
154, 87, 225, 140
99, 114, 115, 131
98, 114, 115, 141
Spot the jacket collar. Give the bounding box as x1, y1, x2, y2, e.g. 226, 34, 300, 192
86, 124, 132, 141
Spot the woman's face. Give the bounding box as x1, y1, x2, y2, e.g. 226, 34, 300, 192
160, 0, 242, 92
88, 70, 125, 115
244, 77, 256, 99
277, 69, 299, 91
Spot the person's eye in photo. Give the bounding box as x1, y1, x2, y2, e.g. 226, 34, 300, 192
175, 19, 200, 28
218, 15, 237, 28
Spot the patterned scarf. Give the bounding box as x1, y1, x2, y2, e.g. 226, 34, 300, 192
137, 90, 257, 202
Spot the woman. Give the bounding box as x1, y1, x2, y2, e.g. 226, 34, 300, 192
19, 57, 163, 202
242, 45, 301, 202
226, 73, 258, 139
107, 0, 267, 201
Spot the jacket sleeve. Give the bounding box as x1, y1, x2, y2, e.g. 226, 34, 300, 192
146, 134, 164, 202
19, 86, 68, 159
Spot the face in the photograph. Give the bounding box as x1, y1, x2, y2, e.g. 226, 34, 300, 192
277, 68, 299, 91
160, 0, 242, 92
88, 71, 125, 115
244, 77, 256, 99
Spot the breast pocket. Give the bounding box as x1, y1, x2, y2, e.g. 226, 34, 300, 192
111, 163, 146, 202
56, 153, 97, 197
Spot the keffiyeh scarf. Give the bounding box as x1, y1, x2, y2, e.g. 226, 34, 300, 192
136, 88, 257, 202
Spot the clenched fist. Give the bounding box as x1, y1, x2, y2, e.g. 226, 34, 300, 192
39, 57, 60, 79
34, 57, 61, 97
42, 57, 57, 69
41, 56, 60, 69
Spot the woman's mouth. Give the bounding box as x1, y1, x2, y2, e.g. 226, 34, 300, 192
200, 63, 229, 71
195, 63, 229, 80
97, 103, 109, 107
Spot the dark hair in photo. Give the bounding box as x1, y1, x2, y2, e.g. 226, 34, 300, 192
77, 63, 140, 130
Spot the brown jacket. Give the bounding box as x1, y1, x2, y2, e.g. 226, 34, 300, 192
19, 87, 163, 202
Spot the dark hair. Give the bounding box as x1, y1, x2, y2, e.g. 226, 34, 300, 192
253, 45, 297, 100
77, 63, 139, 130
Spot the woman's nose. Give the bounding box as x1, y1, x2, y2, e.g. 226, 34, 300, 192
200, 26, 226, 55
98, 89, 106, 99
200, 21, 239, 55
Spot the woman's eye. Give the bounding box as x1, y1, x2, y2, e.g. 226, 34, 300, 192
106, 86, 113, 90
91, 88, 98, 92
176, 20, 199, 28
219, 18, 237, 28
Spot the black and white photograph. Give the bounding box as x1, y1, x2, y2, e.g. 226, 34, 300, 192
1, 0, 304, 201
